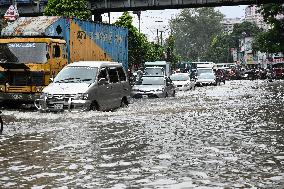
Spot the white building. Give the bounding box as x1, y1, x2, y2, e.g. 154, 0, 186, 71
221, 18, 242, 33
245, 5, 269, 30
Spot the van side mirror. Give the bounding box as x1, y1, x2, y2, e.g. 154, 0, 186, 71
98, 78, 108, 85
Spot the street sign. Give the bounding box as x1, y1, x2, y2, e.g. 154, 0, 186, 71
4, 5, 19, 21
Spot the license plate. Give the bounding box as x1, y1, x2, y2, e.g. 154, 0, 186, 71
142, 95, 148, 98
54, 104, 63, 109
11, 94, 23, 100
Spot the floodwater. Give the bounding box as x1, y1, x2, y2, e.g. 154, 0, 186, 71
0, 80, 283, 189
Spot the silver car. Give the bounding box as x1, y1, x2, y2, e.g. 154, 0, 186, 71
131, 76, 176, 98
35, 61, 131, 112
170, 73, 195, 91
196, 72, 218, 86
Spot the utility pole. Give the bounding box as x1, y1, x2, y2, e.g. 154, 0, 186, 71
108, 12, 111, 24
133, 11, 141, 33
157, 29, 159, 45
159, 31, 164, 46
155, 20, 163, 45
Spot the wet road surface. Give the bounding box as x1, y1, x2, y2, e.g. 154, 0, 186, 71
0, 80, 283, 188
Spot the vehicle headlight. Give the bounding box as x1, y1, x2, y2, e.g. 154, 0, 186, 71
74, 93, 89, 100
156, 88, 164, 92
40, 92, 48, 99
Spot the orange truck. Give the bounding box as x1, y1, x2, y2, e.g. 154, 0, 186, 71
0, 16, 128, 107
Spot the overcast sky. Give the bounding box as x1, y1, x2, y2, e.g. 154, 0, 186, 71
102, 5, 247, 41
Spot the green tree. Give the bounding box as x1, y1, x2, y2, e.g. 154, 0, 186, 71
165, 35, 180, 68
114, 12, 147, 68
170, 7, 224, 61
44, 0, 91, 20
230, 21, 262, 49
253, 3, 284, 53
206, 33, 233, 63
146, 42, 165, 62
205, 21, 261, 63
114, 12, 164, 69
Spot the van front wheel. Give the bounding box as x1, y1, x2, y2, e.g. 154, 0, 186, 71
90, 101, 100, 111
120, 98, 128, 108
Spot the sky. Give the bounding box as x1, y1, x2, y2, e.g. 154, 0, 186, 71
102, 5, 247, 41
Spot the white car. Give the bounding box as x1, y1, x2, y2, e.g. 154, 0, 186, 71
170, 73, 195, 91
196, 72, 218, 86
131, 76, 176, 98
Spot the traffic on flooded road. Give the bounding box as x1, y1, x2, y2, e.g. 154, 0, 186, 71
0, 80, 283, 188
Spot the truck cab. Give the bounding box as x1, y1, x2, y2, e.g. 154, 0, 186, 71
144, 61, 171, 76
0, 38, 67, 106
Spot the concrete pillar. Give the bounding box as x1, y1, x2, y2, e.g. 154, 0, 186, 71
93, 13, 102, 22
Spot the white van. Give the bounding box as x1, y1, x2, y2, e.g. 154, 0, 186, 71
35, 61, 131, 112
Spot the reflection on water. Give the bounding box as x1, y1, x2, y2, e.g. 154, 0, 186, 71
0, 80, 283, 188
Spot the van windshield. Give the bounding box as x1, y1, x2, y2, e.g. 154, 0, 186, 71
54, 66, 98, 84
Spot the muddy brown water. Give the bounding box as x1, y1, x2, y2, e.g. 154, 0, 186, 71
0, 80, 283, 188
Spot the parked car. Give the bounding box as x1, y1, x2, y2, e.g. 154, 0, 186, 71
170, 73, 195, 91
35, 61, 131, 112
131, 76, 176, 98
196, 72, 218, 86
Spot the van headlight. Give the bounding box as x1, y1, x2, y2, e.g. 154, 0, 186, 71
132, 88, 139, 92
156, 88, 164, 92
40, 92, 48, 98
74, 93, 89, 100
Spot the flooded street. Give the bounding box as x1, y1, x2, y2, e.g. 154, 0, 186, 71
0, 80, 283, 188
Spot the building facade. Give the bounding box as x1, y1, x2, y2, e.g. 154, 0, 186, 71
221, 18, 242, 34
244, 5, 269, 30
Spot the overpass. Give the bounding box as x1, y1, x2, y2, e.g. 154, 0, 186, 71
89, 0, 284, 12
0, 0, 284, 18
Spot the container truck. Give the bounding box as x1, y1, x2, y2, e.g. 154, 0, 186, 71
0, 16, 128, 106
